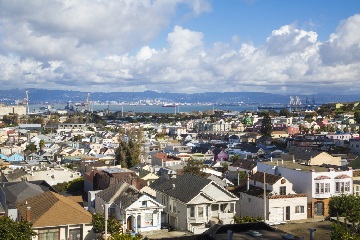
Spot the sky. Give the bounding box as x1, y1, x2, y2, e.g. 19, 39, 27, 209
0, 0, 360, 94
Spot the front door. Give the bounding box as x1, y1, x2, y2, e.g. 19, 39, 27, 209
314, 202, 324, 216
127, 216, 133, 231
286, 206, 290, 220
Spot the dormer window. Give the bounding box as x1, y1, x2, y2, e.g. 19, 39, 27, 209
280, 186, 286, 195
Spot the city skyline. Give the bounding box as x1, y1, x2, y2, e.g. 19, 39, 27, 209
0, 0, 359, 94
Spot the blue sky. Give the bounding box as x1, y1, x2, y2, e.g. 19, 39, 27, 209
0, 0, 360, 94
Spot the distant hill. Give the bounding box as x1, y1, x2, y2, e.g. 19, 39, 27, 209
0, 88, 358, 105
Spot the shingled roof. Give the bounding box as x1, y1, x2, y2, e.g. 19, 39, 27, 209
250, 172, 282, 185
96, 182, 143, 210
288, 146, 321, 160
150, 173, 211, 203
2, 181, 54, 208
16, 191, 92, 228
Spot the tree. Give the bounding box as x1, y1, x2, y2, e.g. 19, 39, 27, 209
355, 111, 360, 124
183, 158, 207, 177
0, 216, 36, 240
230, 154, 243, 163
115, 128, 142, 168
260, 112, 273, 137
39, 139, 45, 151
25, 143, 37, 153
92, 213, 122, 236
53, 177, 84, 193
279, 108, 291, 117
329, 195, 360, 239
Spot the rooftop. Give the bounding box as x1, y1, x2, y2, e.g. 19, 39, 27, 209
261, 160, 351, 173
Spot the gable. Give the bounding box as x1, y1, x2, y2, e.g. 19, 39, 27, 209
126, 195, 163, 210
188, 182, 237, 204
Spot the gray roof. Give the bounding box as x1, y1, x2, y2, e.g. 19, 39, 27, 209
288, 146, 321, 160
2, 181, 53, 208
150, 173, 211, 203
96, 182, 143, 210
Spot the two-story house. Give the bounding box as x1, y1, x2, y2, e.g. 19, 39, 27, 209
88, 182, 164, 234
231, 172, 307, 223
150, 173, 239, 234
257, 160, 353, 218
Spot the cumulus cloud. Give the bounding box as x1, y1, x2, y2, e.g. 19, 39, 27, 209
0, 1, 359, 94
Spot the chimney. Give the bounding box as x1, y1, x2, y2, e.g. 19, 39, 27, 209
247, 175, 250, 191
26, 206, 31, 221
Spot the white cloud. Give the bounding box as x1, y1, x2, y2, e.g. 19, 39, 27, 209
0, 1, 359, 94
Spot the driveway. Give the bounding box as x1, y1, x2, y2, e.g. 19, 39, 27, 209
143, 229, 193, 239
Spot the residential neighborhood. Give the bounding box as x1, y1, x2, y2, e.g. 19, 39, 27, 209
1, 101, 360, 239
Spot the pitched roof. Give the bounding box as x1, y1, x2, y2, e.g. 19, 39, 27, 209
150, 173, 211, 203
96, 182, 143, 210
288, 146, 321, 160
16, 191, 92, 228
250, 172, 282, 185
2, 181, 53, 207
232, 159, 257, 170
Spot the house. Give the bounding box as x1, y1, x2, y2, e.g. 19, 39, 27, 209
257, 161, 353, 218
84, 167, 139, 191
151, 152, 182, 167
88, 182, 164, 234
16, 191, 94, 240
150, 173, 239, 234
231, 172, 307, 223
283, 147, 342, 166
0, 180, 56, 221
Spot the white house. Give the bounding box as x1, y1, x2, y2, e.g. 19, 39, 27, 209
88, 182, 164, 234
257, 161, 353, 218
232, 172, 307, 223
150, 173, 239, 234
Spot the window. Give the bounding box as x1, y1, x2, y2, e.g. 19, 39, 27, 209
142, 201, 147, 207
173, 202, 177, 213
280, 186, 286, 195
109, 207, 115, 215
198, 207, 204, 217
190, 206, 195, 217
295, 206, 305, 213
336, 181, 350, 193
315, 183, 330, 194
39, 229, 59, 240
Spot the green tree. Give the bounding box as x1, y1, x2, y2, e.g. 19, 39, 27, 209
25, 143, 37, 153
260, 112, 273, 137
110, 233, 142, 240
115, 128, 142, 168
279, 108, 291, 117
183, 158, 207, 177
92, 213, 122, 236
355, 112, 360, 124
0, 216, 37, 240
329, 195, 360, 239
39, 139, 45, 151
52, 178, 84, 193
230, 154, 243, 162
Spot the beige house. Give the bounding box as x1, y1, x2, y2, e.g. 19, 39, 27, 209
16, 191, 94, 240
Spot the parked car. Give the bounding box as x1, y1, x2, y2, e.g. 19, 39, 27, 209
161, 223, 175, 231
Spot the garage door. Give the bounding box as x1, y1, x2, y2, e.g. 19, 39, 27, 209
271, 207, 284, 222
